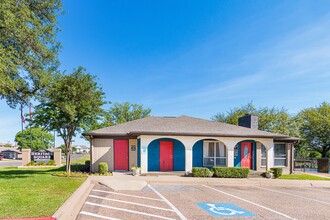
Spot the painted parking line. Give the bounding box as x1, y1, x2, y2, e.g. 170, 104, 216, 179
148, 184, 187, 220
256, 187, 330, 206
92, 189, 164, 201
80, 211, 121, 220
85, 201, 176, 220
203, 185, 297, 220
89, 194, 175, 212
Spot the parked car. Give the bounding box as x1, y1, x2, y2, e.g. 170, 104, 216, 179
0, 154, 4, 160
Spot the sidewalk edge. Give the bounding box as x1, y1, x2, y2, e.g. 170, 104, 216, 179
52, 176, 94, 220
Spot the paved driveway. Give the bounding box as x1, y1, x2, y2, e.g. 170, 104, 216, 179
0, 159, 21, 168
77, 181, 330, 220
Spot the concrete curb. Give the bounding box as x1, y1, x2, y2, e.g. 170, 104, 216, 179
52, 177, 94, 220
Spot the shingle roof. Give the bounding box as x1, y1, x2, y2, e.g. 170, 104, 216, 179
84, 116, 298, 141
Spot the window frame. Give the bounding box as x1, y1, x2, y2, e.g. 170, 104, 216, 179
203, 141, 227, 167
261, 144, 267, 167
273, 143, 287, 167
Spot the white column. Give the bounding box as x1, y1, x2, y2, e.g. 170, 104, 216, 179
140, 138, 149, 173
266, 143, 274, 170
180, 139, 196, 173
227, 148, 235, 167
185, 148, 193, 172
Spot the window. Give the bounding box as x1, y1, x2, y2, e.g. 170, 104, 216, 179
274, 143, 286, 166
261, 145, 266, 167
203, 141, 226, 166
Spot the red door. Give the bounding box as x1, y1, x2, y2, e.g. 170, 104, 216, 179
241, 142, 252, 169
114, 140, 128, 170
160, 141, 174, 171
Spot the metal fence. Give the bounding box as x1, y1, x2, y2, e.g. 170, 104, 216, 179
294, 158, 330, 172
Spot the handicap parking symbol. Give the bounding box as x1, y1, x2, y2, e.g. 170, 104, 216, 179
197, 203, 255, 217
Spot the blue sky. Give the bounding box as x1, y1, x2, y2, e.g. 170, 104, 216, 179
1, 0, 330, 146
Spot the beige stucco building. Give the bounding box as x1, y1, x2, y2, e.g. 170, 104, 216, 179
85, 115, 299, 174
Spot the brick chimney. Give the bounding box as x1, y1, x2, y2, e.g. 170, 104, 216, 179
238, 114, 258, 130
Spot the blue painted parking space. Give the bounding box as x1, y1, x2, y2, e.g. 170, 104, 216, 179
197, 202, 256, 217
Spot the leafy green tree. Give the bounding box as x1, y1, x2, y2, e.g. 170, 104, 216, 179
15, 127, 54, 151
31, 67, 105, 173
212, 102, 300, 137
0, 0, 62, 108
102, 102, 151, 126
58, 144, 66, 155
299, 102, 330, 158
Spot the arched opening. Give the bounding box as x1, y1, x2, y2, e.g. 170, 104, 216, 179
147, 138, 185, 172
192, 139, 227, 168
234, 140, 257, 170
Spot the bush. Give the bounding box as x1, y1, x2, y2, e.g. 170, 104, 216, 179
98, 162, 108, 175
27, 161, 35, 166
37, 161, 45, 166
192, 167, 211, 177
270, 167, 283, 178
212, 167, 250, 178
85, 160, 90, 172
47, 160, 56, 166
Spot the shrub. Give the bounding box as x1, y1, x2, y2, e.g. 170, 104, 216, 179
85, 160, 90, 172
270, 167, 283, 178
98, 162, 108, 175
37, 161, 45, 166
27, 161, 35, 166
192, 167, 211, 177
212, 167, 250, 178
47, 160, 56, 166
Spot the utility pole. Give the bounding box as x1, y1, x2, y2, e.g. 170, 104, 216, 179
29, 103, 32, 150
20, 105, 24, 149
54, 130, 56, 148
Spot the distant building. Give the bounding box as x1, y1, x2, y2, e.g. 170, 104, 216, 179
73, 145, 90, 153
0, 147, 21, 159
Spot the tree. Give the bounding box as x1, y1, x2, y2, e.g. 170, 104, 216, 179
58, 144, 66, 155
103, 102, 151, 126
212, 102, 300, 137
31, 67, 105, 173
15, 127, 54, 151
0, 0, 62, 108
299, 102, 330, 158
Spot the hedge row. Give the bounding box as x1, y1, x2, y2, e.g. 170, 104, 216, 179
213, 167, 249, 178
192, 167, 212, 177
192, 167, 250, 178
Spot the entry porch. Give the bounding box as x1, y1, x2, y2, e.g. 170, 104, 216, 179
137, 135, 292, 174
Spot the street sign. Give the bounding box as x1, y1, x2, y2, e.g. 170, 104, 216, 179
197, 203, 255, 217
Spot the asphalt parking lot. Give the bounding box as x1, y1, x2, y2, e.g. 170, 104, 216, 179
77, 183, 330, 220
0, 159, 21, 167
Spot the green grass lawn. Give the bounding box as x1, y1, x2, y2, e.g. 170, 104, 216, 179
71, 154, 90, 164
279, 173, 330, 180
0, 166, 87, 218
